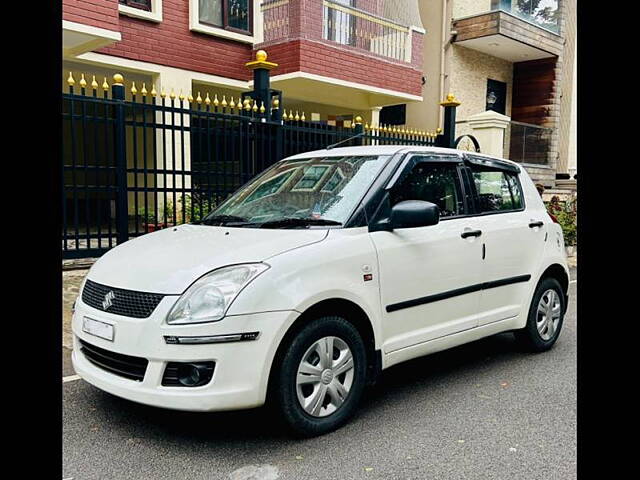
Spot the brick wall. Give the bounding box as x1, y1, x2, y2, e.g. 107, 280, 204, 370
97, 1, 254, 81
65, 0, 423, 93
63, 0, 120, 31
267, 39, 422, 96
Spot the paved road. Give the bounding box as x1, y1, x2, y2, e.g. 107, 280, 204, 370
63, 269, 576, 480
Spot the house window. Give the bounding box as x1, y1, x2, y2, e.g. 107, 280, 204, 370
119, 0, 151, 11
199, 0, 252, 34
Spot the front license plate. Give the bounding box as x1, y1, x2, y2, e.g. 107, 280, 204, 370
82, 317, 115, 341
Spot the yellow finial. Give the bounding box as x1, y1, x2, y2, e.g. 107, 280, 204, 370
141, 83, 148, 96
130, 82, 137, 95
102, 77, 109, 90
196, 92, 202, 104
91, 75, 98, 90
244, 98, 251, 111
256, 50, 268, 62
150, 85, 157, 97
221, 95, 228, 107
260, 101, 266, 114
272, 98, 280, 109
79, 74, 87, 88
354, 115, 363, 125
229, 96, 236, 109
440, 93, 461, 107
436, 127, 443, 134
294, 110, 300, 121
364, 122, 369, 130
161, 88, 167, 98
170, 89, 176, 100
113, 73, 124, 85
251, 100, 257, 112
288, 110, 294, 120
187, 93, 193, 103
300, 111, 306, 121
179, 91, 185, 101
67, 72, 75, 86
213, 94, 219, 106
205, 93, 211, 105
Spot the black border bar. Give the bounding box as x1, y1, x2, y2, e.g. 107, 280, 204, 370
386, 274, 532, 313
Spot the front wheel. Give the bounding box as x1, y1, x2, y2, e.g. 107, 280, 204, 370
514, 277, 566, 352
273, 316, 367, 437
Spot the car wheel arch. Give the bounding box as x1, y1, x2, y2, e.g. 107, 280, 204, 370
266, 298, 379, 402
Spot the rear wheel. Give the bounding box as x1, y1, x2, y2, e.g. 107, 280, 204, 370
273, 315, 367, 437
515, 277, 566, 352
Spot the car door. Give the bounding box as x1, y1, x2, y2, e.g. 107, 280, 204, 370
463, 155, 547, 326
369, 154, 484, 355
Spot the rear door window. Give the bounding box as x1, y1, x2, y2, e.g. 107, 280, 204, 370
469, 166, 524, 213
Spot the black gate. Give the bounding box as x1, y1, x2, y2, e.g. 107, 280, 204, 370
62, 73, 459, 259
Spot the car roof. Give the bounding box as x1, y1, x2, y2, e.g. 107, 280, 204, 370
283, 145, 521, 169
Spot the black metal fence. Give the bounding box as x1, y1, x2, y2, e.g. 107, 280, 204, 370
62, 74, 451, 259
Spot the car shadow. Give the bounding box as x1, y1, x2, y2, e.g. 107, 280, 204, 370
88, 332, 535, 446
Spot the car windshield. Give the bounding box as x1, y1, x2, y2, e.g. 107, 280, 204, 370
202, 155, 391, 227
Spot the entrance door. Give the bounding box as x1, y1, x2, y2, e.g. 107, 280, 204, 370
370, 154, 484, 354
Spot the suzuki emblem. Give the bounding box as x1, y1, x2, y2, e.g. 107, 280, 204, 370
102, 291, 115, 310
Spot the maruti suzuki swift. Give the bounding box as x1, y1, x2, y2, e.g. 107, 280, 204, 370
72, 146, 569, 436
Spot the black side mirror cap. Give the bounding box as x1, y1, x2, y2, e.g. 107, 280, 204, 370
385, 200, 440, 230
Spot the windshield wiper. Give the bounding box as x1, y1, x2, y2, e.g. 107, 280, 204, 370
197, 214, 249, 226
257, 217, 342, 229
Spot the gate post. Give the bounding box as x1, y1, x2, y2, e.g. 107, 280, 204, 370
353, 116, 364, 146
112, 74, 129, 246
438, 93, 461, 148
245, 50, 281, 122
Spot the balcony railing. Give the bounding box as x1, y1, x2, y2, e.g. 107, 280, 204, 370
261, 0, 290, 43
322, 0, 410, 62
260, 0, 416, 63
508, 121, 553, 166
491, 0, 560, 33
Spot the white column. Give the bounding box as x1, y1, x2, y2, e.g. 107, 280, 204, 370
467, 110, 511, 159
370, 106, 382, 127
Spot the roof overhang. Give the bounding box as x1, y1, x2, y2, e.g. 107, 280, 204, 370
258, 71, 423, 110
63, 20, 121, 58
455, 34, 555, 62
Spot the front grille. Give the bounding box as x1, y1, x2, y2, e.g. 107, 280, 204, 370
81, 279, 164, 318
79, 339, 148, 381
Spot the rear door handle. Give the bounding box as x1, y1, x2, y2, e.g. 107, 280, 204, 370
529, 221, 544, 228
461, 229, 482, 239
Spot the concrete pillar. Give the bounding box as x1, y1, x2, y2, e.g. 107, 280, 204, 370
467, 110, 510, 158
370, 106, 382, 127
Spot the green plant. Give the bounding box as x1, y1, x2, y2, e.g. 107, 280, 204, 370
137, 199, 175, 225
179, 194, 215, 223
137, 207, 157, 224
545, 195, 577, 247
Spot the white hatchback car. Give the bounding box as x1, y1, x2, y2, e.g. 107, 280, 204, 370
72, 146, 569, 436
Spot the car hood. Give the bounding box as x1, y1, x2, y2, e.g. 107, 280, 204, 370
87, 224, 328, 294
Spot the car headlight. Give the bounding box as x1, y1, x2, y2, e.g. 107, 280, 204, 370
166, 263, 269, 325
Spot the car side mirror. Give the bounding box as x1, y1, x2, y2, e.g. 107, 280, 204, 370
389, 200, 440, 230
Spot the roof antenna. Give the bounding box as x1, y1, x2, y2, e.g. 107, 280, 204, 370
326, 132, 366, 150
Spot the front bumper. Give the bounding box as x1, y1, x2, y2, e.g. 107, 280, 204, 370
71, 296, 299, 411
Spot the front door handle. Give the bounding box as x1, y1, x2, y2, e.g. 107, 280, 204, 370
461, 229, 482, 239
529, 221, 544, 228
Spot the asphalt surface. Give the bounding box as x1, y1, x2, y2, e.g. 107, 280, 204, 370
63, 269, 576, 480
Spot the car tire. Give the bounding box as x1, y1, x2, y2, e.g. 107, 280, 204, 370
514, 276, 566, 352
272, 315, 367, 437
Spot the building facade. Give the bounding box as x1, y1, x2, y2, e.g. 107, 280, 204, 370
63, 0, 427, 128
404, 0, 577, 188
